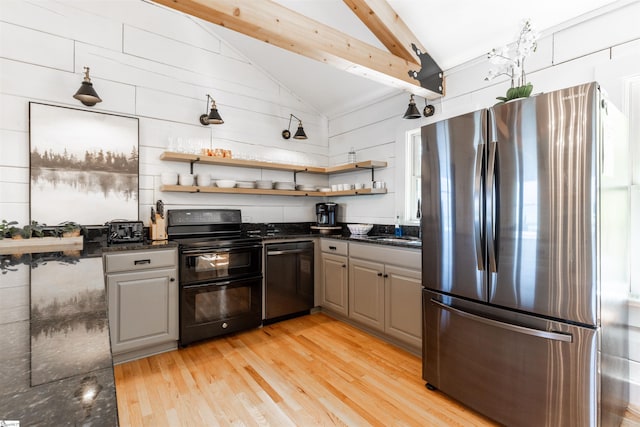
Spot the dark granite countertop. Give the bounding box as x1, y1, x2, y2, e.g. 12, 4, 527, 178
101, 240, 178, 253
322, 234, 421, 249
245, 222, 421, 249
0, 243, 118, 425
259, 233, 421, 249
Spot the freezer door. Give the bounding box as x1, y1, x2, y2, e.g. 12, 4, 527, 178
488, 83, 599, 325
423, 291, 598, 427
421, 110, 487, 301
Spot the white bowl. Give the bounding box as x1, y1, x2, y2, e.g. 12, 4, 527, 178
178, 173, 194, 186
215, 179, 236, 188
347, 223, 373, 235
161, 172, 178, 185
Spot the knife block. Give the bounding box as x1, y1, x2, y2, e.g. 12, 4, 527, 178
150, 214, 167, 241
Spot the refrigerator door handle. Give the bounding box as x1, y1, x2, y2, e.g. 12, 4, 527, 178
486, 141, 498, 273
430, 299, 573, 343
474, 143, 485, 270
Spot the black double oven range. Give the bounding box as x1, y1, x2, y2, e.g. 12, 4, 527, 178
167, 209, 263, 346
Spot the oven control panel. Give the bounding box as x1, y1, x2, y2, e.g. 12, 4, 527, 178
167, 209, 242, 226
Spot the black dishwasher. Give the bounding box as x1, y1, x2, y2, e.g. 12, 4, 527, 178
264, 241, 314, 323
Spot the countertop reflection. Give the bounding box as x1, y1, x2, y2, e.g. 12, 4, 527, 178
0, 249, 117, 426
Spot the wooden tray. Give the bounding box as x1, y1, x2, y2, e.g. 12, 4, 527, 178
0, 236, 84, 255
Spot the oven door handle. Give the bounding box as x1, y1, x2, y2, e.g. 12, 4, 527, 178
182, 280, 235, 289
181, 243, 263, 255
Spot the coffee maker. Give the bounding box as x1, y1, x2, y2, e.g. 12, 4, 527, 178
315, 202, 338, 226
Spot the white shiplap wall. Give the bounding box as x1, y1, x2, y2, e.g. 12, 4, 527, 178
0, 0, 329, 226
327, 1, 640, 410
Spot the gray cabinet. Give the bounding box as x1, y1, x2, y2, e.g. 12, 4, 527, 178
319, 239, 349, 316
349, 258, 385, 331
383, 265, 422, 348
103, 247, 178, 364
349, 243, 422, 350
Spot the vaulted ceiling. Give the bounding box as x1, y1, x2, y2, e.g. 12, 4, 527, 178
154, 0, 622, 118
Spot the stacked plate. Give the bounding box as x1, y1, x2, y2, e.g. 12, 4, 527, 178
236, 181, 256, 189
275, 181, 296, 190
296, 184, 316, 191
256, 180, 273, 189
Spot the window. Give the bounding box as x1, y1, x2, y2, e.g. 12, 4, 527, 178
405, 129, 422, 223
629, 77, 640, 298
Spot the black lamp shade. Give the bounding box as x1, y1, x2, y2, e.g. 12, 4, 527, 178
199, 97, 224, 125
200, 108, 223, 125
73, 81, 102, 106
293, 122, 307, 139
403, 95, 421, 119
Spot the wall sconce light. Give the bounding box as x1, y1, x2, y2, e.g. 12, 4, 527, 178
423, 101, 435, 117
73, 67, 102, 106
402, 94, 421, 119
199, 94, 224, 125
282, 114, 307, 140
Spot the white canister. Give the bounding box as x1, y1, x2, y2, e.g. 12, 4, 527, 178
196, 173, 211, 186
354, 183, 365, 190
331, 184, 338, 192
160, 172, 178, 185
178, 173, 194, 186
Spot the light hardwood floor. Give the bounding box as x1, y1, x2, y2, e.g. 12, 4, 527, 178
114, 313, 640, 427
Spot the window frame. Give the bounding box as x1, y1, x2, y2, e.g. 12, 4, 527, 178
404, 128, 422, 224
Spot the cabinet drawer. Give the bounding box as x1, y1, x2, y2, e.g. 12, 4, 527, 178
349, 242, 420, 270
320, 239, 348, 256
104, 248, 177, 274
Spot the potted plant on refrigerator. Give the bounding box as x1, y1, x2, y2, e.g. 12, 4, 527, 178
485, 19, 538, 102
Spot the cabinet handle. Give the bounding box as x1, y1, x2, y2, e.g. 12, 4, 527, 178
329, 246, 337, 250
170, 277, 176, 282
383, 274, 388, 278
342, 264, 347, 268
377, 272, 383, 277
134, 259, 151, 265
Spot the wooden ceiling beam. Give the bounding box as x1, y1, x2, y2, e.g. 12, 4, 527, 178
153, 0, 442, 98
342, 0, 425, 63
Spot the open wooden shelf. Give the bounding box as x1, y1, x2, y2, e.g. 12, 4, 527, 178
159, 151, 386, 175
159, 185, 387, 197
159, 151, 388, 197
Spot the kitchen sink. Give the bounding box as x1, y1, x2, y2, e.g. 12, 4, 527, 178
366, 236, 422, 246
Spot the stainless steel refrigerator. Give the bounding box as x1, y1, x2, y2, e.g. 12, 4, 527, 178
421, 82, 629, 426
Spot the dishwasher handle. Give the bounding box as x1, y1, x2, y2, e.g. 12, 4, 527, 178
267, 248, 310, 256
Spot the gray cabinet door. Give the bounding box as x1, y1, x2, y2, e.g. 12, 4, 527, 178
384, 265, 422, 348
107, 267, 178, 354
321, 253, 348, 316
349, 258, 384, 331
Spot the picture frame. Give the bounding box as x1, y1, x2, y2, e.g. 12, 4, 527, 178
29, 103, 139, 226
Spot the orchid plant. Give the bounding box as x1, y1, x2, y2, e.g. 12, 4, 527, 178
486, 19, 539, 101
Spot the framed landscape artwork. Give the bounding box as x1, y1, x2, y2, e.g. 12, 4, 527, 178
29, 103, 139, 226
